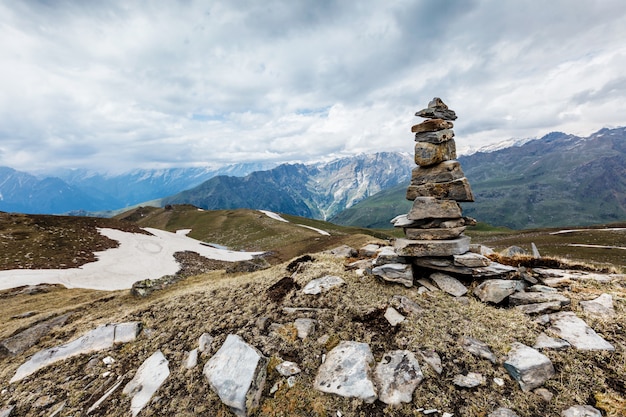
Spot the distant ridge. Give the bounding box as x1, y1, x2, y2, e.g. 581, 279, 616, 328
331, 127, 626, 229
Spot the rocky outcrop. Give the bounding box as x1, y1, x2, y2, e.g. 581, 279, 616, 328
504, 343, 555, 391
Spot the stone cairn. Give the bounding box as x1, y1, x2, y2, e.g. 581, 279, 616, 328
379, 98, 515, 285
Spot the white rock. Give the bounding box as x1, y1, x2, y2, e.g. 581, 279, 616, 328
0, 406, 14, 417
504, 342, 554, 392
101, 371, 111, 378
579, 293, 615, 318
122, 350, 170, 417
302, 275, 345, 295
489, 408, 519, 417
276, 361, 301, 377
198, 333, 214, 352
549, 312, 614, 351
418, 349, 442, 374
375, 350, 423, 405
430, 272, 468, 297
287, 376, 296, 387
314, 341, 377, 403
384, 307, 405, 326
561, 405, 602, 417
102, 356, 115, 366
294, 318, 316, 339
453, 372, 485, 388
493, 377, 505, 386
359, 244, 381, 257
10, 322, 141, 383
203, 334, 267, 417
185, 349, 198, 369
533, 333, 570, 350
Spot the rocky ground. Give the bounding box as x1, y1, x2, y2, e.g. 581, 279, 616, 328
1, 239, 625, 416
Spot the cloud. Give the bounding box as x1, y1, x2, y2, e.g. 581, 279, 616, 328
1, 0, 626, 173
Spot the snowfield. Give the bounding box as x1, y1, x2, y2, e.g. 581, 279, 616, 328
258, 210, 330, 236
0, 227, 264, 291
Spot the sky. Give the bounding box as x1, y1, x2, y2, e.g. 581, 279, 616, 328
1, 1, 626, 174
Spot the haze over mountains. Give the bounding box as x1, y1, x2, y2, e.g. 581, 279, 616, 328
1, 127, 625, 229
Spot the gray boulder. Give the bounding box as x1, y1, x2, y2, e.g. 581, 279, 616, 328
314, 341, 377, 403
203, 334, 267, 417
123, 350, 170, 417
549, 312, 615, 351
473, 279, 524, 304
375, 350, 423, 405
389, 295, 424, 316
504, 342, 555, 391
0, 313, 71, 358
460, 336, 497, 363
372, 264, 414, 287
302, 275, 345, 295
430, 272, 468, 297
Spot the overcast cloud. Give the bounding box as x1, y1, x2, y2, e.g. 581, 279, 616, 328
1, 0, 626, 173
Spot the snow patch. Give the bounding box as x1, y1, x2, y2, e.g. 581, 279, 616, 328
259, 210, 330, 236
0, 227, 264, 291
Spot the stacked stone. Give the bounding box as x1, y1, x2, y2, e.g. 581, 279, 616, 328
393, 98, 475, 258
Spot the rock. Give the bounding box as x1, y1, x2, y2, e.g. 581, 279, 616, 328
515, 301, 563, 315
185, 349, 198, 369
531, 243, 541, 258
488, 408, 520, 417
204, 334, 267, 417
414, 128, 455, 144
500, 246, 527, 257
470, 244, 495, 256
418, 349, 443, 374
415, 98, 458, 120
561, 405, 602, 417
407, 197, 463, 220
453, 372, 485, 388
102, 356, 115, 365
375, 350, 423, 405
404, 226, 466, 240
87, 379, 125, 414
302, 275, 345, 295
384, 307, 405, 326
473, 279, 525, 304
10, 322, 141, 383
294, 318, 316, 339
359, 244, 380, 257
0, 406, 15, 417
411, 118, 454, 133
406, 178, 474, 202
0, 313, 71, 358
414, 257, 517, 278
326, 245, 357, 258
389, 295, 424, 316
416, 278, 440, 292
504, 342, 555, 391
453, 252, 491, 267
276, 361, 301, 377
579, 293, 615, 318
410, 160, 465, 186
123, 350, 170, 417
528, 285, 559, 293
534, 387, 554, 402
548, 312, 615, 350
508, 292, 570, 307
314, 341, 377, 403
395, 236, 471, 257
371, 264, 414, 287
430, 272, 468, 297
374, 246, 408, 266
460, 336, 497, 363
414, 140, 457, 166
533, 333, 570, 350
198, 333, 214, 352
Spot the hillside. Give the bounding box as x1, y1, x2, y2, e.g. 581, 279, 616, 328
0, 210, 624, 416
332, 127, 626, 229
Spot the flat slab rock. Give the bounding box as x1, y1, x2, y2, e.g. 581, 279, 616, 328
123, 350, 170, 417
372, 263, 413, 288
314, 341, 377, 403
395, 236, 470, 257
430, 272, 468, 297
534, 268, 621, 285
375, 350, 423, 405
203, 334, 267, 417
548, 312, 615, 351
504, 342, 555, 392
473, 279, 525, 304
0, 313, 72, 358
561, 405, 602, 416
10, 322, 141, 383
460, 336, 497, 363
579, 293, 615, 318
302, 275, 345, 295
488, 408, 520, 417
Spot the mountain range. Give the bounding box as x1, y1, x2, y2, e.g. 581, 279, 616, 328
1, 127, 625, 229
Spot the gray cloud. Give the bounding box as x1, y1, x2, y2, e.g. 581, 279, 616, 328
1, 0, 626, 173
